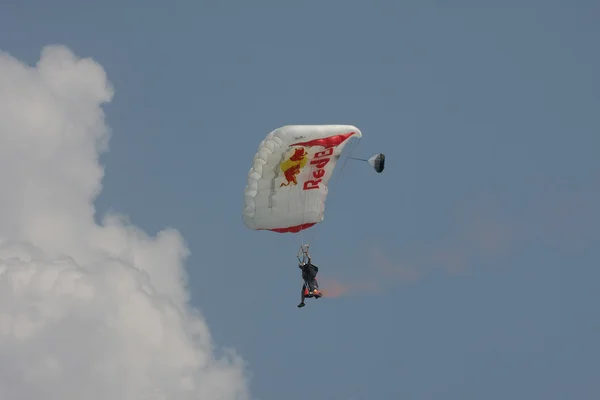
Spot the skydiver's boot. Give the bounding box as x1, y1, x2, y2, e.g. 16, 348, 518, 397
297, 302, 305, 308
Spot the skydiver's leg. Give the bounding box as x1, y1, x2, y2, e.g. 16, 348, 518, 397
310, 267, 321, 297
297, 284, 306, 308
307, 267, 318, 292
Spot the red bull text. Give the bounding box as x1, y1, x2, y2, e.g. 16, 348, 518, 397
279, 131, 356, 190
303, 147, 333, 190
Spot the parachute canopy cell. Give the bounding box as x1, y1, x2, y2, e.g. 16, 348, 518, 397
368, 153, 385, 173
243, 125, 362, 233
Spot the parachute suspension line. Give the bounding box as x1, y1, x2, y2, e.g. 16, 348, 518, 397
330, 137, 361, 188
302, 136, 359, 251
277, 157, 310, 251
297, 136, 361, 252
276, 167, 304, 251
295, 159, 311, 251
295, 159, 320, 251
345, 156, 368, 161
300, 161, 314, 248
286, 181, 305, 250
297, 244, 310, 264
305, 135, 355, 249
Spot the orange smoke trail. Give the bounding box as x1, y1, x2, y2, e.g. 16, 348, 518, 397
315, 187, 599, 298
318, 278, 380, 298
319, 280, 351, 298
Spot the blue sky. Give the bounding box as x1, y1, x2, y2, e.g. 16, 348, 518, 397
2, 1, 599, 399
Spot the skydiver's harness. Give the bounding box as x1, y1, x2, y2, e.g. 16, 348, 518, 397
298, 245, 318, 289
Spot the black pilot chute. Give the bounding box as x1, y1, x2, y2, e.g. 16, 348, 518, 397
346, 153, 386, 173
368, 153, 385, 173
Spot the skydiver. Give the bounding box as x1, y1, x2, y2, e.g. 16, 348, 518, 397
297, 249, 322, 308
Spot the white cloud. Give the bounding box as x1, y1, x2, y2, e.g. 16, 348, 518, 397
0, 45, 249, 400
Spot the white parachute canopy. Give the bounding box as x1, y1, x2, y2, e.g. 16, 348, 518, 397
243, 125, 362, 233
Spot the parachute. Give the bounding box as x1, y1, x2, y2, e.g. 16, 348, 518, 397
346, 153, 385, 173
243, 125, 362, 234
369, 153, 385, 173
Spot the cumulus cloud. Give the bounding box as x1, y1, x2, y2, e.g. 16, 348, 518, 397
0, 45, 248, 400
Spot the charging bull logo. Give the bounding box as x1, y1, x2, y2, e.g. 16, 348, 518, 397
279, 148, 308, 187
